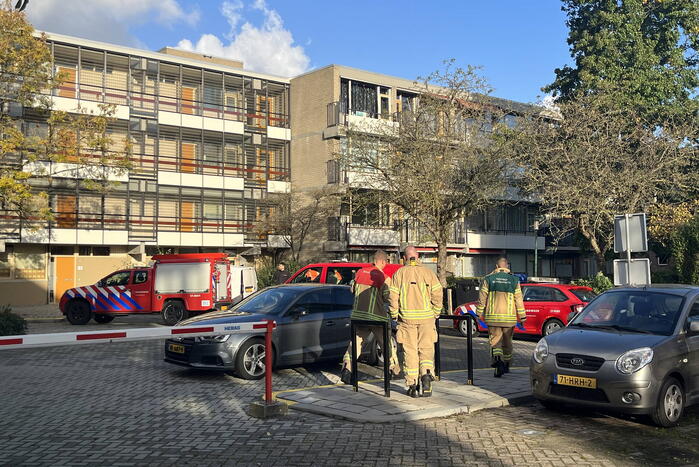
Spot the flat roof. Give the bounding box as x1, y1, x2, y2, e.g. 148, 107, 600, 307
41, 31, 290, 84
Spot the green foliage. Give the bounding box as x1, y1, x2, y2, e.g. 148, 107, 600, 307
671, 214, 699, 284
571, 272, 614, 295
651, 269, 680, 284
0, 305, 27, 336
546, 0, 699, 124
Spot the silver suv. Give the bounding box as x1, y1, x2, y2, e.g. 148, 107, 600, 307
530, 285, 699, 427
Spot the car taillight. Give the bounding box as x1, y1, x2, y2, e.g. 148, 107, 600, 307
574, 304, 584, 313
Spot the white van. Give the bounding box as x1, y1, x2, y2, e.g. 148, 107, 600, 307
229, 266, 258, 304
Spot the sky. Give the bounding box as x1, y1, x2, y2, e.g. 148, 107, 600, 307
25, 0, 573, 105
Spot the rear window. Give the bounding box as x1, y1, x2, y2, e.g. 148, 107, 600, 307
571, 288, 597, 302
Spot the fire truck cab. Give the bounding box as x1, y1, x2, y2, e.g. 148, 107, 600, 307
59, 253, 255, 326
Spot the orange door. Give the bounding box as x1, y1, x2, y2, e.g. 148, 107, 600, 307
181, 201, 194, 232
56, 195, 77, 228
58, 67, 76, 98
181, 86, 196, 115
181, 143, 196, 173
55, 256, 75, 302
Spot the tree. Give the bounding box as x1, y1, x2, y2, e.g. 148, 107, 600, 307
257, 186, 341, 263
338, 61, 510, 285
0, 3, 130, 225
545, 0, 699, 124
494, 90, 698, 272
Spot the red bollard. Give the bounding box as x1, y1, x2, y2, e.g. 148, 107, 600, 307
265, 319, 274, 404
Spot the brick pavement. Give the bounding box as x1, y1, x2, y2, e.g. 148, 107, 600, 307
0, 320, 690, 466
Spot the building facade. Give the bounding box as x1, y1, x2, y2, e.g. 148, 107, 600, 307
0, 33, 290, 305
290, 65, 593, 278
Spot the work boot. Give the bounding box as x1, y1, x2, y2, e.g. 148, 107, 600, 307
407, 384, 420, 398
503, 361, 511, 374
421, 373, 435, 398
340, 368, 352, 385
494, 359, 506, 378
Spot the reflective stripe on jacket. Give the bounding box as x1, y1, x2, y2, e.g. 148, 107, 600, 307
476, 268, 525, 326
388, 262, 443, 321
351, 266, 390, 322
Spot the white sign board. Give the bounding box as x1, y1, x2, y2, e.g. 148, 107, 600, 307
614, 213, 648, 253
613, 259, 651, 286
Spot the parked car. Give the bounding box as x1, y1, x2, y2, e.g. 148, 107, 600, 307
287, 262, 402, 285
164, 284, 389, 379
60, 253, 256, 326
454, 283, 596, 337
530, 285, 699, 427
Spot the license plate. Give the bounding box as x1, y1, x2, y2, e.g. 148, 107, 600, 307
168, 343, 185, 354
555, 374, 597, 389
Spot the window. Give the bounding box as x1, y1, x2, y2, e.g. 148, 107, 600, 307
103, 271, 131, 286
523, 286, 567, 302
327, 267, 360, 285
133, 270, 148, 284
571, 288, 597, 302
571, 291, 684, 336
292, 267, 322, 283
294, 288, 333, 314
332, 287, 354, 313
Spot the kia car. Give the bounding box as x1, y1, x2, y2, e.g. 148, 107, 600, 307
530, 285, 699, 427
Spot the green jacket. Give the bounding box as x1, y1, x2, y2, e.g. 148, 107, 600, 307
476, 268, 525, 327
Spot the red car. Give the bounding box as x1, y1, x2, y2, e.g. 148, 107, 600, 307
454, 283, 596, 337
287, 262, 402, 285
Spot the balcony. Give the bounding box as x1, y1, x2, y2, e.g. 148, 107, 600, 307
324, 101, 397, 139
347, 224, 400, 247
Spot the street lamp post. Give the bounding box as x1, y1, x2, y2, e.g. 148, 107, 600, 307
533, 220, 540, 277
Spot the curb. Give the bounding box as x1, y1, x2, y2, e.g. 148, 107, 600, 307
23, 317, 65, 323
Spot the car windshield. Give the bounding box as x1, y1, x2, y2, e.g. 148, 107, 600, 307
570, 288, 597, 302
569, 290, 684, 336
234, 287, 305, 315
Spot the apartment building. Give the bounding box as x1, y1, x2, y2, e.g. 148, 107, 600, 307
0, 33, 290, 305
290, 65, 592, 278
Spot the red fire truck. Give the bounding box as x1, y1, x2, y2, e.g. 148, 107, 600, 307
59, 253, 245, 326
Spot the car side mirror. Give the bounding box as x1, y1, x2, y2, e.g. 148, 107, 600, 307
688, 317, 699, 335
288, 306, 309, 319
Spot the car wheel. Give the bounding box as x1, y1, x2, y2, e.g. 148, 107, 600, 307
543, 319, 564, 336
235, 339, 271, 380
458, 317, 479, 338
66, 299, 92, 325
376, 334, 398, 367
651, 377, 685, 427
162, 301, 188, 326
93, 314, 115, 324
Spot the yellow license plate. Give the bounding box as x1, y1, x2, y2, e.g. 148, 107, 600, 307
168, 343, 185, 354
555, 374, 597, 389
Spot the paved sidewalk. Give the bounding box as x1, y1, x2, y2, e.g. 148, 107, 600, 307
9, 304, 63, 321
276, 367, 530, 423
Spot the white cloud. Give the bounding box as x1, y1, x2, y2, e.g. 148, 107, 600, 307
26, 0, 199, 46
175, 0, 310, 77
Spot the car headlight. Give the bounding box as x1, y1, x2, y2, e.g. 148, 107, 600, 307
616, 347, 653, 374
197, 334, 230, 343
533, 338, 549, 364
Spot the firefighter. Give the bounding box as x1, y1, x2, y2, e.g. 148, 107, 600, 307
341, 250, 399, 384
476, 256, 526, 377
389, 246, 443, 397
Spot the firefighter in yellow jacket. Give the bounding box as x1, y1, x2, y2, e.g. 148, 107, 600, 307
340, 250, 399, 384
389, 246, 443, 397
476, 256, 526, 377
